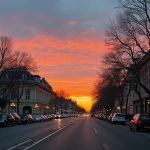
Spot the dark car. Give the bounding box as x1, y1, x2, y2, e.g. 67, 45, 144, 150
130, 114, 150, 131
0, 114, 15, 127
111, 113, 126, 125
11, 113, 21, 124
20, 114, 33, 124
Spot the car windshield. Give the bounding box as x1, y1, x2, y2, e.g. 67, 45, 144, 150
116, 114, 124, 117
140, 115, 150, 120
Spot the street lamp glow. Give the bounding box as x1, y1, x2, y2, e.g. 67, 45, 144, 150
35, 104, 39, 108
10, 103, 16, 107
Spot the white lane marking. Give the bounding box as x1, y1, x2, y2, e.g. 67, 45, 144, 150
93, 127, 98, 134
102, 144, 110, 150
23, 124, 71, 150
7, 139, 31, 150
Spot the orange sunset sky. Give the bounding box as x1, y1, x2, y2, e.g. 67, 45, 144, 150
0, 0, 118, 112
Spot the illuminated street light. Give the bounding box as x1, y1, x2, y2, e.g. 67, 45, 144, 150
35, 104, 39, 108
45, 106, 50, 109
10, 103, 16, 107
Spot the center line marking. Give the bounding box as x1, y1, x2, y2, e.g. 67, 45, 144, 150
93, 127, 98, 134
7, 139, 31, 150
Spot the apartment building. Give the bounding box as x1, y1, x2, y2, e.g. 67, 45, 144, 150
0, 67, 56, 114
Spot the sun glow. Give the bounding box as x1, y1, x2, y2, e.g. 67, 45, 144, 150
70, 96, 93, 112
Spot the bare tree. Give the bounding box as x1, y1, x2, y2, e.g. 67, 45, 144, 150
0, 35, 13, 72
103, 0, 150, 115
119, 0, 150, 52
94, 69, 119, 113
0, 35, 36, 113
12, 50, 36, 71
105, 0, 150, 97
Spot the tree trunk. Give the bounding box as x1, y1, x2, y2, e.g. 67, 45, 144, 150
125, 86, 131, 115
120, 89, 124, 113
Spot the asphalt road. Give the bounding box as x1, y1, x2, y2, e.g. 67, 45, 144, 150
0, 116, 150, 150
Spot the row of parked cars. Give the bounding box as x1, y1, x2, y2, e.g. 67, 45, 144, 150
0, 112, 78, 127
92, 113, 126, 125
91, 112, 150, 131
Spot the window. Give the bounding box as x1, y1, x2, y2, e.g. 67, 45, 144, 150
22, 74, 26, 80
26, 90, 30, 100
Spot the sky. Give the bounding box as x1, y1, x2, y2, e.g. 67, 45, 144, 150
0, 0, 118, 112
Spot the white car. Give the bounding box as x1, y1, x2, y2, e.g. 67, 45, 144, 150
111, 113, 126, 125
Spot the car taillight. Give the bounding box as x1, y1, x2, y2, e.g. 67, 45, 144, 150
138, 120, 142, 124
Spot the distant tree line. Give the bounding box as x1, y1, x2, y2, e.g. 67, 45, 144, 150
53, 90, 86, 114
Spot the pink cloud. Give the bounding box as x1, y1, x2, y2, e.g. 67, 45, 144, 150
14, 34, 108, 96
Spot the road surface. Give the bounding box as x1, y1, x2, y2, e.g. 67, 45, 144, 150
0, 116, 149, 150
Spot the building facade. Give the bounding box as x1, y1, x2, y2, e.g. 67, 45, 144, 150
0, 67, 56, 115
123, 53, 150, 114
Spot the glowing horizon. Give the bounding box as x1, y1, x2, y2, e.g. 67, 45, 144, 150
70, 96, 94, 112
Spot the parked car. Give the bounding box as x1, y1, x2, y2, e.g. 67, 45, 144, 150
108, 113, 115, 122
94, 113, 99, 118
20, 114, 33, 124
0, 114, 15, 127
99, 113, 107, 120
130, 114, 150, 131
40, 115, 48, 121
11, 113, 21, 124
32, 115, 42, 122
37, 115, 44, 122
45, 114, 53, 120
111, 113, 126, 125
61, 113, 69, 118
